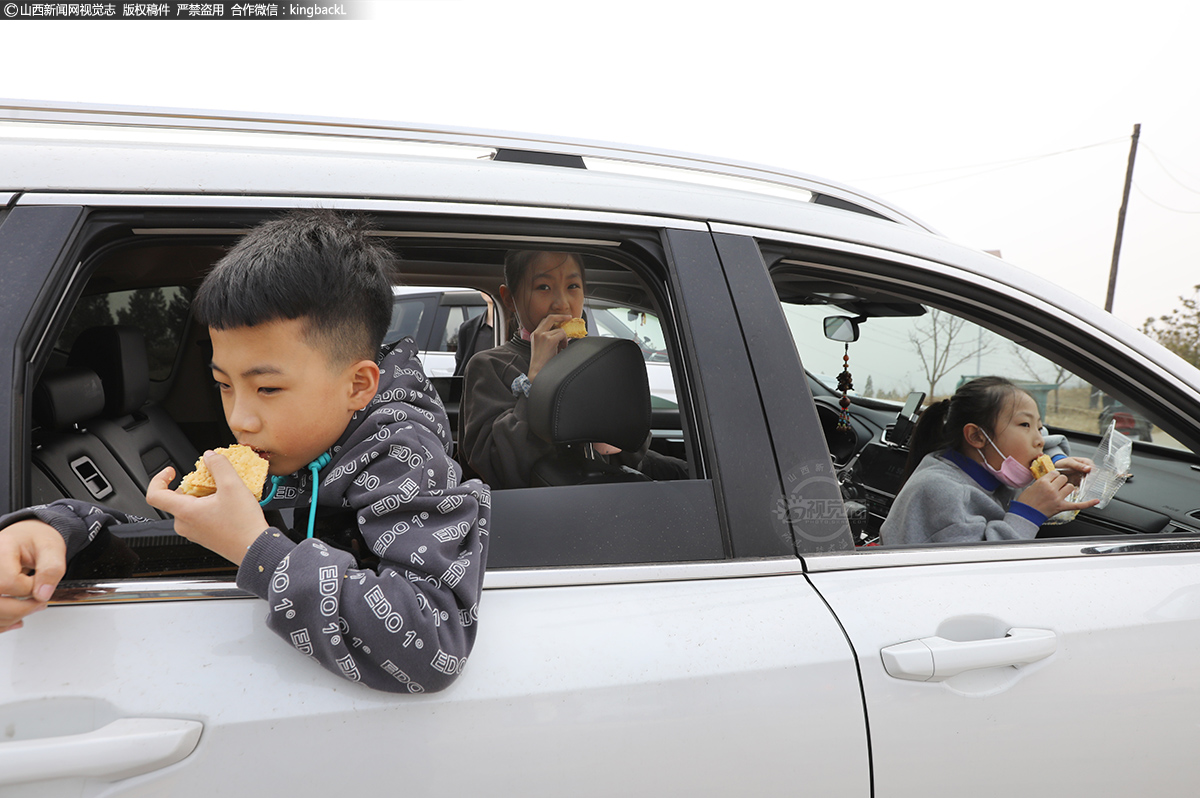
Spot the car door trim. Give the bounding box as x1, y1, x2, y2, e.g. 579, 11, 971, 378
136, 230, 625, 247
49, 558, 807, 605
802, 536, 1200, 571
16, 193, 710, 231
1081, 538, 1200, 556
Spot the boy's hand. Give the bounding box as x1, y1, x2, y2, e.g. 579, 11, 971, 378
1051, 456, 1094, 488
145, 453, 270, 566
528, 314, 573, 381
0, 519, 65, 632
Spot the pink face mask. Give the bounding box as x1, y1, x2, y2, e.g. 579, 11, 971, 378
979, 429, 1034, 489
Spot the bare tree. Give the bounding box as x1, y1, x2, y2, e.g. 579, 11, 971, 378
909, 310, 992, 398
1010, 344, 1072, 411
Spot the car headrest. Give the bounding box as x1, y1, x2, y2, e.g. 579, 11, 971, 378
33, 367, 106, 430
67, 325, 150, 417
528, 337, 650, 452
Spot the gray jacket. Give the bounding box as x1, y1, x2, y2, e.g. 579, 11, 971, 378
880, 449, 1044, 545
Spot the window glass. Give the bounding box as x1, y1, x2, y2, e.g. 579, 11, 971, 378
38, 234, 707, 582
438, 304, 485, 352
782, 302, 1184, 450
56, 287, 190, 381
587, 300, 676, 410
385, 297, 430, 345
588, 302, 670, 361
770, 264, 1200, 548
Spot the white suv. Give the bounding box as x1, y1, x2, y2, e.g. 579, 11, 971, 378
3, 100, 1200, 797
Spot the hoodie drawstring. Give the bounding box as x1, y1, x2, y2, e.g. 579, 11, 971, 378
305, 453, 332, 539
259, 452, 333, 540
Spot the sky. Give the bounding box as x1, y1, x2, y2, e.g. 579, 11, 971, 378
3, 1, 1198, 332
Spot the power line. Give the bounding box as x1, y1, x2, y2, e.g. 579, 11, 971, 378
1133, 182, 1200, 214
852, 137, 1125, 192
1141, 145, 1200, 195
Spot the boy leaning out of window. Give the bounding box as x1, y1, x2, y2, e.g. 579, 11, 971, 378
0, 210, 490, 694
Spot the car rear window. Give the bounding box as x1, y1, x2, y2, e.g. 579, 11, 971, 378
56, 287, 190, 381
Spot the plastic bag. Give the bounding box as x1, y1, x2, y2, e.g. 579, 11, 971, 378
1043, 420, 1133, 525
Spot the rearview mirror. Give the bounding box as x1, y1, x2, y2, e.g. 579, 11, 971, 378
823, 316, 860, 343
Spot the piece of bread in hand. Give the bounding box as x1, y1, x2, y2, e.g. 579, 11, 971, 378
1030, 454, 1056, 480
558, 317, 588, 339
177, 444, 269, 500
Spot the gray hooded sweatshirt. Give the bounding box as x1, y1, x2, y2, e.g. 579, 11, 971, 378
5, 339, 490, 693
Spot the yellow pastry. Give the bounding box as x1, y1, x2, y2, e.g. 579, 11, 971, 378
559, 317, 588, 339
1029, 454, 1056, 480
178, 444, 269, 500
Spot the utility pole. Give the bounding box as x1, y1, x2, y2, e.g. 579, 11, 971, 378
1105, 123, 1141, 313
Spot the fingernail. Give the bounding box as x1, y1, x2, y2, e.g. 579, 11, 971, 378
35, 584, 54, 602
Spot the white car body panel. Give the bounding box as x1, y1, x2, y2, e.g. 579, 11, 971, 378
417, 351, 457, 378
810, 550, 1200, 797
2, 570, 868, 797
0, 100, 932, 230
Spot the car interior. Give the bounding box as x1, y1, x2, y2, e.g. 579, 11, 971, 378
30, 214, 1200, 582
770, 266, 1200, 546
29, 222, 699, 578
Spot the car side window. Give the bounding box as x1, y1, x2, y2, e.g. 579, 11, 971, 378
438, 304, 485, 352
33, 224, 723, 584
783, 302, 1182, 449
771, 264, 1200, 546
384, 295, 434, 346
586, 301, 677, 411
54, 287, 190, 381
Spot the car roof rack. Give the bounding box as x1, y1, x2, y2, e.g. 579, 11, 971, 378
0, 98, 934, 231
494, 148, 586, 169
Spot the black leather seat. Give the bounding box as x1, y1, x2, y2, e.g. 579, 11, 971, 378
526, 337, 652, 487
31, 366, 163, 519
67, 325, 199, 492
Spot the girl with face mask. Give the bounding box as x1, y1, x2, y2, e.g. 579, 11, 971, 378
880, 376, 1097, 546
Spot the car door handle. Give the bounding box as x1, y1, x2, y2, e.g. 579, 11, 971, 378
0, 717, 203, 786
880, 627, 1056, 682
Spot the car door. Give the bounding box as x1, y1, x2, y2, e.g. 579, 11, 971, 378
713, 225, 1200, 797
0, 203, 869, 796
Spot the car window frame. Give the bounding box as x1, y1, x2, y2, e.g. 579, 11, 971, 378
0, 204, 90, 514
709, 222, 1200, 566
13, 199, 804, 606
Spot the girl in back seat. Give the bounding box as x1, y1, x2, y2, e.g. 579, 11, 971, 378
459, 250, 684, 489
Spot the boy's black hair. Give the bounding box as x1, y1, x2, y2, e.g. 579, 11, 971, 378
193, 210, 395, 364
